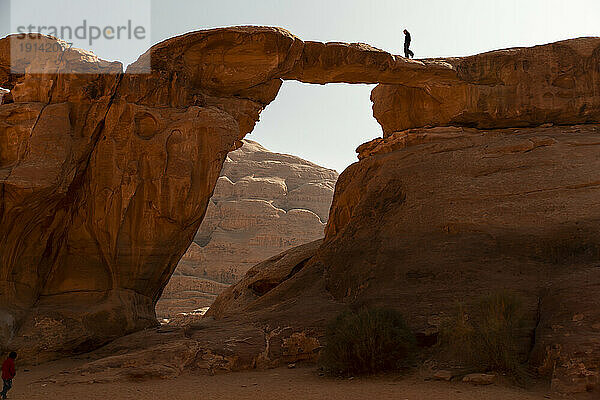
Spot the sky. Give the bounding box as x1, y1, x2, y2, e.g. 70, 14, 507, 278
2, 0, 600, 172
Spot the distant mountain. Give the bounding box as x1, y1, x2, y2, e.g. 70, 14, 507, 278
156, 140, 338, 319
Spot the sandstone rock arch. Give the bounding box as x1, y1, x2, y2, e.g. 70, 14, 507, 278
0, 27, 599, 363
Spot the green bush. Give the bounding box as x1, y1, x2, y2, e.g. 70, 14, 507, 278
320, 308, 416, 376
441, 291, 528, 380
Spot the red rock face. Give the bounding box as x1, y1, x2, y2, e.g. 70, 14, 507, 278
333, 124, 600, 393
1, 27, 454, 360
1, 28, 600, 390
212, 124, 600, 393
0, 33, 247, 360
372, 38, 600, 135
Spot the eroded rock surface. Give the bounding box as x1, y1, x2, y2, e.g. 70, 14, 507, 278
213, 124, 600, 394
0, 88, 8, 105
372, 38, 600, 135
156, 140, 337, 318
1, 28, 600, 394
1, 27, 451, 360
206, 239, 323, 319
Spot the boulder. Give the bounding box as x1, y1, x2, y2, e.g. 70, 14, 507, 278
0, 88, 8, 104
206, 239, 323, 319
462, 373, 497, 385
433, 370, 455, 381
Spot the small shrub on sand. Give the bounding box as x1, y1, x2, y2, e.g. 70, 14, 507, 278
441, 291, 529, 381
320, 308, 416, 376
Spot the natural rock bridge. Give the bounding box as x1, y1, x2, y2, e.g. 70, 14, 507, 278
1, 27, 600, 391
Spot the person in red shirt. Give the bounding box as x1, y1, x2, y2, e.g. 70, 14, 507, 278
0, 352, 16, 399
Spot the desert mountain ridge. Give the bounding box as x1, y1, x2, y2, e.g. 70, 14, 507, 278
156, 139, 338, 319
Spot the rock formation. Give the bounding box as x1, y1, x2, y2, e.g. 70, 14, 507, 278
156, 140, 337, 318
372, 38, 600, 135
1, 27, 600, 393
208, 124, 600, 394
1, 27, 447, 361
0, 88, 8, 105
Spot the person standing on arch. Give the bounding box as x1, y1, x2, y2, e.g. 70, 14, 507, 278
403, 29, 414, 59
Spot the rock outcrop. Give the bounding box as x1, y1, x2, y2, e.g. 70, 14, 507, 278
0, 88, 8, 105
1, 27, 451, 361
372, 38, 600, 135
210, 123, 600, 393
1, 27, 600, 394
156, 140, 337, 318
207, 239, 323, 319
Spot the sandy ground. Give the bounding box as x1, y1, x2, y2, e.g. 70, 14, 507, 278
5, 359, 587, 400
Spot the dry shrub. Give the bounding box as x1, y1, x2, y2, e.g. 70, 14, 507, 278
441, 291, 530, 381
320, 308, 416, 376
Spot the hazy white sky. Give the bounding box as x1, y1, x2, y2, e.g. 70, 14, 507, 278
2, 0, 599, 172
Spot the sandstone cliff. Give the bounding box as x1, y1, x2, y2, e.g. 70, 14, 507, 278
208, 123, 600, 394
372, 38, 600, 135
0, 27, 463, 361
156, 140, 337, 318
1, 28, 600, 393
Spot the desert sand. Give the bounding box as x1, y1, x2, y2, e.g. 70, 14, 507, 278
7, 359, 580, 400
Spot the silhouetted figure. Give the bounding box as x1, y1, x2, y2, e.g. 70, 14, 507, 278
404, 29, 414, 59
0, 352, 16, 400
